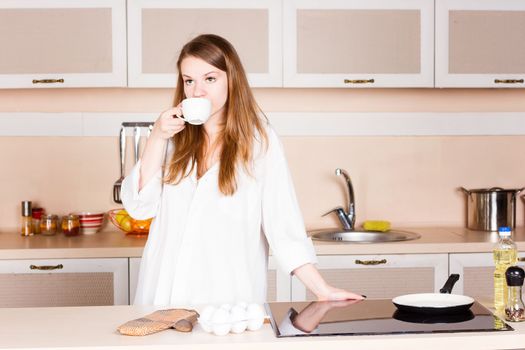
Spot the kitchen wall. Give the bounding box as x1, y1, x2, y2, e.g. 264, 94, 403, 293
1, 88, 525, 231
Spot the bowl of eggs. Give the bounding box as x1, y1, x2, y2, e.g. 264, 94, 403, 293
198, 302, 266, 336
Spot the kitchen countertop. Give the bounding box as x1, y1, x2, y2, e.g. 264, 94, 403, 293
0, 227, 524, 260
0, 303, 524, 350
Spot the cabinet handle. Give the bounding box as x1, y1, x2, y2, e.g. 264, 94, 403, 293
32, 79, 65, 84
30, 264, 63, 271
344, 79, 375, 84
494, 79, 524, 84
518, 257, 525, 262
355, 259, 387, 266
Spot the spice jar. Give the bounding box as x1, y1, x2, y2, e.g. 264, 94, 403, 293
40, 214, 59, 236
20, 201, 32, 236
61, 214, 80, 237
505, 266, 525, 322
32, 208, 44, 234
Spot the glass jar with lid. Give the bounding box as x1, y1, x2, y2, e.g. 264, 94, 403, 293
40, 214, 58, 236
32, 208, 44, 234
61, 214, 80, 236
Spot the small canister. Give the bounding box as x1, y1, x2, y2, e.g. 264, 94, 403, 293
21, 201, 32, 236
40, 214, 59, 236
505, 266, 525, 322
61, 214, 80, 236
32, 208, 44, 234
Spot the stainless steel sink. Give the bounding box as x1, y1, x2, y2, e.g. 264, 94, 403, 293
309, 228, 421, 243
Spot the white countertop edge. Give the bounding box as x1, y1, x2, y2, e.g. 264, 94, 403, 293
0, 304, 524, 350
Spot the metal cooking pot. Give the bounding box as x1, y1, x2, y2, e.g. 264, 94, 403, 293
460, 187, 524, 232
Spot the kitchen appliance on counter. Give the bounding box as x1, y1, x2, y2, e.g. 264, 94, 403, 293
265, 299, 512, 337
460, 187, 524, 231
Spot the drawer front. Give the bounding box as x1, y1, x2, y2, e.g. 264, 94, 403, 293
0, 258, 128, 307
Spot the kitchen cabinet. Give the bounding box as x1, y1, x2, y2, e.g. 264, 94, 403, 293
0, 0, 127, 89
291, 254, 448, 300
435, 0, 525, 88
449, 252, 525, 300
267, 256, 291, 301
127, 0, 282, 88
129, 257, 140, 304
282, 0, 434, 88
129, 257, 291, 304
449, 253, 494, 300
449, 251, 525, 301
0, 258, 128, 307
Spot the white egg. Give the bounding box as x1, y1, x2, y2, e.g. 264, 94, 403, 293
228, 305, 248, 334
212, 323, 231, 336
198, 305, 216, 333
247, 318, 264, 331
246, 303, 265, 331
230, 305, 247, 322
246, 303, 265, 319
198, 319, 212, 333
231, 321, 248, 334
211, 307, 230, 325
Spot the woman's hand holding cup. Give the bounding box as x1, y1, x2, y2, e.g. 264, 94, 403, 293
151, 106, 186, 140
151, 98, 212, 140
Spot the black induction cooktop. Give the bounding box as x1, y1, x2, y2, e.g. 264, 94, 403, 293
265, 299, 513, 337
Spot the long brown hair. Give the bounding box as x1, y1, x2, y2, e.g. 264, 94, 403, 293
164, 34, 267, 195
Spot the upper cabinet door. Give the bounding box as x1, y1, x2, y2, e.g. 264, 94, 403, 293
283, 0, 434, 88
127, 0, 282, 88
0, 0, 126, 89
436, 0, 525, 88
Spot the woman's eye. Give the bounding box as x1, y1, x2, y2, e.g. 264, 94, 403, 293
184, 79, 194, 86
206, 77, 216, 83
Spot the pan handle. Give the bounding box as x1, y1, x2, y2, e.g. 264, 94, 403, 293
439, 274, 460, 294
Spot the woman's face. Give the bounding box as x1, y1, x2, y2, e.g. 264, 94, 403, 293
180, 55, 228, 121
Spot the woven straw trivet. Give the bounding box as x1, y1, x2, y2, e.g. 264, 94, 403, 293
118, 308, 199, 336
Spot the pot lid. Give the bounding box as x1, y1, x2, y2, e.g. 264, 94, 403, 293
461, 187, 524, 194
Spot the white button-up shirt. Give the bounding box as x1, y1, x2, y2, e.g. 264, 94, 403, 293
121, 125, 317, 307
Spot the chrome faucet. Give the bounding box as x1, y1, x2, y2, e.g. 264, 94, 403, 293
322, 168, 356, 230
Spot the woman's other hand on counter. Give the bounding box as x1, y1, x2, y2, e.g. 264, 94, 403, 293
292, 263, 365, 301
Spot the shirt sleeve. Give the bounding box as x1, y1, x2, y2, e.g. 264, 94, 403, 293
120, 160, 163, 220
261, 127, 318, 275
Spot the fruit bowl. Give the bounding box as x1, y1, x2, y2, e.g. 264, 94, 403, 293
108, 209, 152, 235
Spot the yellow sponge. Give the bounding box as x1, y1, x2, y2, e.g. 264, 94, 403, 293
363, 220, 391, 232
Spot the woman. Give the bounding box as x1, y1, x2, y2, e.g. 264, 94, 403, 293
122, 34, 363, 306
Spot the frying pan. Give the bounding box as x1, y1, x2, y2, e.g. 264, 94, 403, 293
392, 274, 475, 315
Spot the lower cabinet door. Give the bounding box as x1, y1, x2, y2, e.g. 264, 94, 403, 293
0, 258, 128, 307
268, 256, 291, 302
449, 252, 494, 300
129, 257, 141, 304
450, 251, 525, 303
129, 256, 291, 303
291, 254, 449, 301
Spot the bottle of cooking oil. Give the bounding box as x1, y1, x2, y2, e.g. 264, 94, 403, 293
493, 226, 518, 314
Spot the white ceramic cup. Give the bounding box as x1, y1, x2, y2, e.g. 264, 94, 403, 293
179, 98, 212, 125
